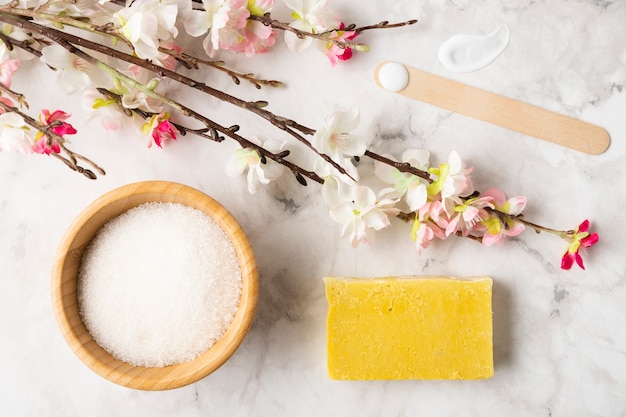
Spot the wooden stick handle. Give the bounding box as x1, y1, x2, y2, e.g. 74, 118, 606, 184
374, 62, 610, 155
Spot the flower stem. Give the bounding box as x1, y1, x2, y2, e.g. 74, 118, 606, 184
513, 216, 574, 238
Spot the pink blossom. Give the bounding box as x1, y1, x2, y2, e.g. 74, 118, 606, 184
482, 187, 526, 216
39, 109, 77, 136
142, 112, 179, 148
323, 23, 357, 66
477, 214, 525, 246
561, 219, 599, 270
229, 0, 277, 56
232, 21, 277, 56
445, 195, 494, 237
32, 109, 77, 155
32, 136, 61, 155
184, 0, 250, 57
411, 201, 446, 253
0, 58, 19, 88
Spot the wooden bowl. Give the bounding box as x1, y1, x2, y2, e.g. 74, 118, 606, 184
51, 181, 258, 390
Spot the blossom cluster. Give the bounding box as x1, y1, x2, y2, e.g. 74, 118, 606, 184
0, 1, 598, 270
0, 0, 363, 154
0, 106, 77, 155
111, 0, 356, 65
226, 107, 599, 270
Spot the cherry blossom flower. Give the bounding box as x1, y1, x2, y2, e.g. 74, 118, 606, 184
478, 214, 525, 247
561, 219, 599, 270
445, 195, 494, 237
466, 187, 527, 245
312, 107, 365, 164
320, 173, 355, 209
0, 111, 34, 154
40, 45, 105, 94
328, 184, 399, 247
225, 137, 285, 194
226, 0, 277, 56
184, 0, 250, 57
0, 58, 19, 88
283, 0, 340, 52
427, 150, 474, 215
483, 187, 526, 216
40, 109, 77, 135
236, 23, 277, 56
375, 148, 430, 212
32, 110, 77, 155
411, 201, 446, 254
141, 112, 179, 148
82, 89, 143, 134
118, 65, 164, 113
115, 0, 185, 61
321, 23, 357, 66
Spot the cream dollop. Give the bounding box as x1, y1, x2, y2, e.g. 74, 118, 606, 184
438, 24, 511, 73
376, 62, 409, 92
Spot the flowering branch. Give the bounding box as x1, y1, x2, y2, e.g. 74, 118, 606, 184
0, 100, 104, 179
249, 14, 417, 52
0, 0, 598, 270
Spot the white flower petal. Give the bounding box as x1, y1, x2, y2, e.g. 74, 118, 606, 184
405, 183, 427, 212
329, 203, 354, 225
353, 186, 376, 211
184, 9, 211, 37
40, 44, 72, 68
363, 210, 390, 231
402, 148, 430, 170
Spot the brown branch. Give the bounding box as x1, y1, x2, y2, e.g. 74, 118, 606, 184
96, 87, 323, 185
249, 13, 371, 51
0, 13, 356, 181
249, 14, 417, 50
159, 47, 284, 89
0, 11, 420, 186
0, 83, 29, 109
363, 150, 431, 181
343, 19, 419, 35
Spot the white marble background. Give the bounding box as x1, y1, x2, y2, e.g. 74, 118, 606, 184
1, 1, 626, 416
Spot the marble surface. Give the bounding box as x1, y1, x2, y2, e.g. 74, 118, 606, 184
2, 1, 626, 416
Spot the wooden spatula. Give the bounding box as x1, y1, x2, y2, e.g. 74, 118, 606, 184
373, 62, 610, 155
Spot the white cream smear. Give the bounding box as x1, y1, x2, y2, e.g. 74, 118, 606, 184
376, 62, 409, 92
438, 24, 511, 73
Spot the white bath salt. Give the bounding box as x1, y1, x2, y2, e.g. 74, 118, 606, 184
77, 202, 242, 368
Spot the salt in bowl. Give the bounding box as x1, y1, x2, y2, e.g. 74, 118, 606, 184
51, 181, 258, 390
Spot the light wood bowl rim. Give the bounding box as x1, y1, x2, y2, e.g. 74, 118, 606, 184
51, 181, 258, 390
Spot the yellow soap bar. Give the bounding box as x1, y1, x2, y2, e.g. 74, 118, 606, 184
324, 276, 493, 380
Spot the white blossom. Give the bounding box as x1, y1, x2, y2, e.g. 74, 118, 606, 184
328, 184, 399, 247
283, 0, 339, 51
0, 112, 33, 154
114, 0, 185, 61
225, 137, 285, 194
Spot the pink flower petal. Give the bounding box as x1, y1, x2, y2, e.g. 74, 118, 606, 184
561, 252, 574, 270
574, 251, 585, 270
578, 219, 590, 233
582, 232, 599, 247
